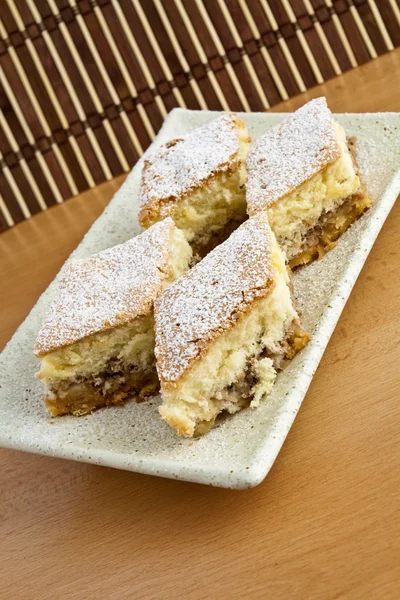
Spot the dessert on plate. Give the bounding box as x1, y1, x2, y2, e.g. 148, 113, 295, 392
138, 113, 251, 257
246, 97, 370, 268
34, 218, 191, 417
154, 213, 309, 437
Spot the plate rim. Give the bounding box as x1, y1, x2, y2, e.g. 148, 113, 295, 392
1, 108, 400, 489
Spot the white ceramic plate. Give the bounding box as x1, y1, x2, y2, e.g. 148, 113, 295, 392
1, 109, 399, 489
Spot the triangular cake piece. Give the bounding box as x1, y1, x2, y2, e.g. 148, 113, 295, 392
246, 97, 370, 268
34, 218, 192, 416
155, 213, 309, 437
138, 113, 251, 257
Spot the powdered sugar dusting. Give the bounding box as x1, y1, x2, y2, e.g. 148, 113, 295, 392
246, 97, 340, 214
138, 113, 242, 221
155, 213, 275, 382
34, 218, 176, 356
1, 110, 399, 489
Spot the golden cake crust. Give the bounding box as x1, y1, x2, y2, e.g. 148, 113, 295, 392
154, 213, 276, 384
34, 218, 178, 357
246, 97, 341, 214
138, 113, 249, 228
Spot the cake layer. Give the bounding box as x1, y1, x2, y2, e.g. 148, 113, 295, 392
45, 365, 159, 417
188, 319, 309, 436
155, 213, 278, 385
155, 214, 309, 437
37, 314, 155, 388
167, 160, 248, 254
34, 218, 191, 357
246, 97, 343, 213
138, 114, 251, 253
159, 311, 309, 437
264, 124, 359, 260
246, 97, 368, 264
35, 219, 192, 416
289, 184, 370, 269
288, 136, 370, 268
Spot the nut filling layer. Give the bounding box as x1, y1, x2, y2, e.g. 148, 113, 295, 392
46, 361, 159, 417
193, 318, 310, 436
289, 186, 370, 269
289, 138, 370, 269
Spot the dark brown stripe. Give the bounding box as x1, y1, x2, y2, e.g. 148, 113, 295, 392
4, 161, 42, 216
17, 1, 108, 188
375, 0, 400, 47
182, 0, 245, 110
331, 1, 371, 64
0, 81, 58, 208
57, 139, 87, 193
92, 124, 122, 177
0, 125, 42, 215
0, 56, 73, 201
202, 0, 265, 111
268, 1, 318, 88
75, 6, 129, 103
0, 210, 8, 232
1, 52, 46, 141
225, 0, 282, 104
310, 0, 353, 72
248, 1, 301, 97
7, 38, 88, 193
125, 105, 153, 151
53, 4, 115, 110
103, 1, 177, 113
72, 131, 104, 186
138, 0, 201, 109
0, 171, 25, 224
117, 2, 170, 110
353, 0, 390, 55
161, 1, 224, 110
24, 148, 59, 205
106, 1, 165, 130
289, 0, 336, 80
109, 117, 139, 169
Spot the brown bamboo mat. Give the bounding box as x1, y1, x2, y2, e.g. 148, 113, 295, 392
1, 0, 399, 231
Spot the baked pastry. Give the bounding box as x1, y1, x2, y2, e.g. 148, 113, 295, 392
246, 97, 371, 268
154, 213, 309, 437
138, 113, 251, 257
34, 218, 192, 417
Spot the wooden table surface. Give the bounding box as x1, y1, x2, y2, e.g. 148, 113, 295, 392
1, 50, 400, 600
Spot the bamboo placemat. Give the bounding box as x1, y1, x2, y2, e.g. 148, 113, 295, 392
1, 0, 399, 231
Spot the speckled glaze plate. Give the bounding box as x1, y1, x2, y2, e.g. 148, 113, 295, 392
1, 110, 399, 489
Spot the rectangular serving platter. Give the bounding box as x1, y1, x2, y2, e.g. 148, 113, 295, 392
1, 109, 399, 489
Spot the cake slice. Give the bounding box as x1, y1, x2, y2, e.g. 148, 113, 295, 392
154, 213, 309, 437
246, 97, 371, 268
138, 113, 251, 257
34, 218, 192, 417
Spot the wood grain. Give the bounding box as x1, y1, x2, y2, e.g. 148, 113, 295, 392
1, 54, 400, 599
